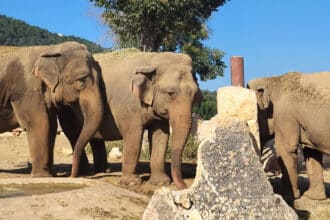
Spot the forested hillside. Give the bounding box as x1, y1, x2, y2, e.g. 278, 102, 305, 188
0, 14, 104, 53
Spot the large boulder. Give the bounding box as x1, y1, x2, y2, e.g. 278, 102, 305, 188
217, 86, 260, 153
143, 122, 298, 219
195, 86, 260, 151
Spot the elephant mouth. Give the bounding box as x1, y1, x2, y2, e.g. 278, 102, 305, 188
154, 109, 169, 119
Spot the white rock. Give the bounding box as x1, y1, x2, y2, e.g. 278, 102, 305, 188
217, 86, 260, 151
109, 147, 122, 159
196, 115, 220, 142
61, 145, 73, 155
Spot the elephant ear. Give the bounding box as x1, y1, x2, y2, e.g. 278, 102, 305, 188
32, 52, 62, 92
256, 86, 271, 109
130, 66, 156, 106
193, 89, 203, 104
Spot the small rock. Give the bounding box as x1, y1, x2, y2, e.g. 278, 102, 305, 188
61, 145, 73, 155
108, 147, 122, 159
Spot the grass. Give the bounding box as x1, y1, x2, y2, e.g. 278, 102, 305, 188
85, 135, 200, 162
140, 135, 200, 161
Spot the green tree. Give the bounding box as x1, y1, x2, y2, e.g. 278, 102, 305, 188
91, 0, 228, 81
193, 90, 217, 120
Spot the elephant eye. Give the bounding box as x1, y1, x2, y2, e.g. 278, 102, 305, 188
75, 77, 87, 89
160, 87, 177, 98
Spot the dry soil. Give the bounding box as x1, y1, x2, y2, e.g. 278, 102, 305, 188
0, 133, 329, 219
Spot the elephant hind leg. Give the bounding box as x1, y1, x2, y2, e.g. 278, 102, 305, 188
303, 147, 326, 200
90, 139, 110, 173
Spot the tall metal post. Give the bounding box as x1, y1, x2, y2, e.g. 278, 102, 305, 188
230, 56, 244, 87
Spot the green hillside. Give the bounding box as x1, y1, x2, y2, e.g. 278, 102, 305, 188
0, 14, 104, 53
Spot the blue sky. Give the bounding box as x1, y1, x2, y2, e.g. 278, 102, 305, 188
1, 0, 329, 91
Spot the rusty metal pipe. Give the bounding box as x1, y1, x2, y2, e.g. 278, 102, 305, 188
230, 56, 244, 87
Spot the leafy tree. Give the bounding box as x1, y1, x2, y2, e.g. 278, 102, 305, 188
91, 0, 228, 81
193, 90, 217, 120
0, 14, 104, 53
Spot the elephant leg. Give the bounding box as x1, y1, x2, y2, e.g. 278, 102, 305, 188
275, 116, 300, 199
12, 100, 51, 177
148, 121, 171, 185
90, 139, 110, 173
120, 126, 143, 186
48, 109, 57, 176
303, 147, 326, 200
57, 108, 91, 175
0, 106, 19, 133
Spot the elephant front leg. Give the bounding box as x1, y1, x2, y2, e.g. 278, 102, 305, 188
148, 121, 171, 185
275, 116, 300, 199
120, 127, 143, 186
303, 147, 326, 200
48, 108, 57, 176
12, 101, 51, 177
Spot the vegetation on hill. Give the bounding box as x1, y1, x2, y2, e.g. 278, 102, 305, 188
0, 14, 104, 53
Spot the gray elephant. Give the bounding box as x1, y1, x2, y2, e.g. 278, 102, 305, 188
61, 50, 200, 189
0, 41, 106, 176
248, 72, 330, 200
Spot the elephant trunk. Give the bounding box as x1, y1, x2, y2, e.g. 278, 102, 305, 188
169, 103, 192, 190
71, 87, 103, 177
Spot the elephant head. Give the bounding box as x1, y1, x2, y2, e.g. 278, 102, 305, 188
247, 78, 275, 147
130, 53, 200, 189
32, 41, 103, 176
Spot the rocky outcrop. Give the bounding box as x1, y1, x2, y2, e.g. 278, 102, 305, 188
143, 122, 298, 219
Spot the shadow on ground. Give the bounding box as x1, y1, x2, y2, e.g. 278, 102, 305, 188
0, 161, 197, 181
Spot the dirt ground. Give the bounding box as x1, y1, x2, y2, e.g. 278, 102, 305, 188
0, 133, 330, 219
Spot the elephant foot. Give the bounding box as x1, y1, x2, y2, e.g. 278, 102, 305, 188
120, 174, 142, 186
31, 170, 52, 178
78, 164, 93, 176
149, 173, 171, 186
304, 188, 326, 200
174, 181, 187, 190
93, 164, 111, 174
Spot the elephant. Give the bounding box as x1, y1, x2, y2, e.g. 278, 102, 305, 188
61, 50, 200, 189
247, 72, 330, 200
0, 41, 106, 177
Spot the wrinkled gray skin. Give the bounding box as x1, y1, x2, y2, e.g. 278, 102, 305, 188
248, 72, 330, 200
61, 51, 200, 189
0, 42, 105, 176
